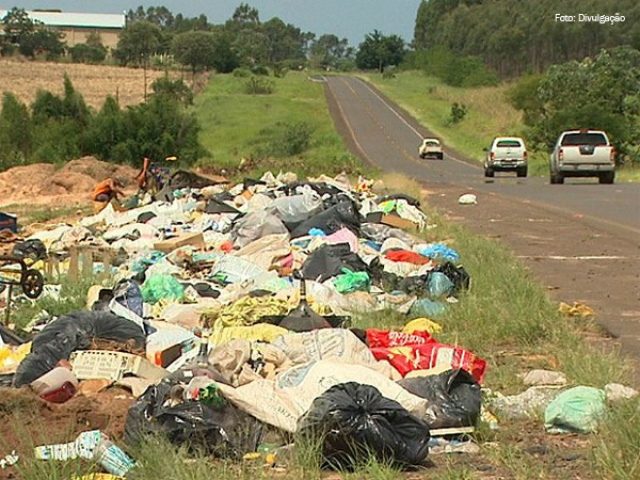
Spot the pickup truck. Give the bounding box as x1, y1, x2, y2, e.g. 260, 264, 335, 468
484, 136, 528, 177
550, 130, 616, 184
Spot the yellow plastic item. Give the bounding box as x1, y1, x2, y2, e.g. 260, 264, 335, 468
209, 324, 287, 347
558, 302, 594, 318
0, 342, 32, 374
403, 317, 443, 335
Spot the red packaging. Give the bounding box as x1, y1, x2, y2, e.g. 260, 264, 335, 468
366, 328, 434, 348
370, 343, 487, 383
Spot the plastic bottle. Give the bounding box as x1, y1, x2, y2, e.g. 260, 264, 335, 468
95, 438, 136, 477
30, 367, 79, 404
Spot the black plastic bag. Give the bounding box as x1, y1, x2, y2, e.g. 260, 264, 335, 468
169, 170, 222, 190
12, 239, 47, 262
301, 243, 369, 282
290, 199, 362, 239
124, 379, 265, 458
435, 262, 470, 293
398, 369, 481, 430
298, 382, 430, 468
13, 311, 146, 387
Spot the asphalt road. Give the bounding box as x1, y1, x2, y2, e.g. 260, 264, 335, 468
323, 75, 640, 240
323, 75, 640, 368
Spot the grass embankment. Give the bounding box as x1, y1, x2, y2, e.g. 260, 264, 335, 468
363, 70, 640, 182
194, 71, 371, 180
5, 74, 638, 479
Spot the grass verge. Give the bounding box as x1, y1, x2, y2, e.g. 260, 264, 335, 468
194, 71, 369, 180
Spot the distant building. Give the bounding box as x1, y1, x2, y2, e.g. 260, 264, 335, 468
0, 9, 126, 49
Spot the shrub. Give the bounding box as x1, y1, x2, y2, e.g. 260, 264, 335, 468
251, 65, 270, 76
270, 121, 314, 156
233, 67, 251, 78
448, 102, 468, 124
69, 43, 107, 64
244, 77, 275, 95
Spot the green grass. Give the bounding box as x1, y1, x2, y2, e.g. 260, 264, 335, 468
194, 71, 369, 180
363, 70, 640, 179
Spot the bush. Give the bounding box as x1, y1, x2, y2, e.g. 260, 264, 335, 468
0, 76, 206, 169
69, 43, 107, 64
233, 67, 251, 78
270, 121, 314, 156
448, 102, 468, 124
251, 65, 270, 76
244, 77, 275, 95
404, 46, 499, 87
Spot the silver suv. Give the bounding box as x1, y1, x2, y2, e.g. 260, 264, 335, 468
484, 137, 528, 178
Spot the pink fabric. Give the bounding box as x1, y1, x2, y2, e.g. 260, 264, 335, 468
325, 227, 358, 252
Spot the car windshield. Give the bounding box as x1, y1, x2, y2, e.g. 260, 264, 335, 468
561, 133, 607, 146
496, 140, 522, 148
425, 141, 439, 147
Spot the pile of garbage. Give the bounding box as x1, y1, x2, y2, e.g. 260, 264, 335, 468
0, 171, 494, 474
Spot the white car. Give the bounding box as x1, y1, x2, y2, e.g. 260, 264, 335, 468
419, 138, 444, 160
484, 137, 528, 177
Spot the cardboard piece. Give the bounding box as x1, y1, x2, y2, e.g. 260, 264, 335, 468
153, 232, 205, 253
365, 212, 419, 231
70, 350, 168, 382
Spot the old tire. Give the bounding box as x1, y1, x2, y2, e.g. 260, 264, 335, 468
599, 172, 615, 184
23, 269, 44, 299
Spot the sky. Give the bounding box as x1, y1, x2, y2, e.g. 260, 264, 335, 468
4, 1, 423, 47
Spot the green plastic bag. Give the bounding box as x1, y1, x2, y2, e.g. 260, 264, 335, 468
333, 268, 371, 293
544, 386, 606, 434
142, 275, 184, 304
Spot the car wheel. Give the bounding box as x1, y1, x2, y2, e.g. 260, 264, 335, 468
517, 167, 527, 178
438, 153, 444, 160
550, 172, 564, 184
599, 172, 615, 184
419, 154, 425, 159
484, 168, 494, 178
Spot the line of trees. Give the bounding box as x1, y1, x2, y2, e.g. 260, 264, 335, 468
413, 0, 640, 79
114, 3, 357, 75
0, 76, 203, 169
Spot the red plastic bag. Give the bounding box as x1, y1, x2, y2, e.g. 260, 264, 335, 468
385, 250, 431, 265
370, 343, 487, 383
366, 329, 434, 348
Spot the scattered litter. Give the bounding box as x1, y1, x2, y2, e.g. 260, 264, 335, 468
544, 386, 606, 434
558, 301, 595, 317
458, 194, 477, 205
0, 170, 486, 469
519, 369, 568, 386
0, 451, 18, 469
490, 386, 565, 420
605, 383, 639, 403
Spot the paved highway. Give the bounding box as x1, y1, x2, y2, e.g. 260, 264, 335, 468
323, 74, 640, 366
324, 75, 640, 240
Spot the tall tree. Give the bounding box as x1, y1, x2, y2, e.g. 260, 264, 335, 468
171, 31, 216, 77
310, 34, 353, 70
356, 30, 405, 72
115, 21, 162, 99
